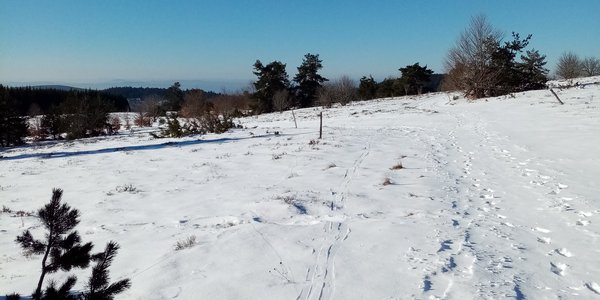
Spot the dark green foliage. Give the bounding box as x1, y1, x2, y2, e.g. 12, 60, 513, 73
398, 63, 434, 95
39, 276, 78, 300
518, 49, 549, 90
375, 78, 399, 98
358, 75, 377, 100
165, 82, 184, 111
0, 86, 128, 115
0, 85, 28, 147
155, 115, 186, 138
40, 106, 64, 140
6, 293, 21, 300
103, 86, 167, 99
16, 189, 93, 300
83, 241, 131, 300
59, 94, 114, 140
293, 53, 328, 108
200, 114, 235, 134
252, 60, 290, 113
153, 113, 235, 138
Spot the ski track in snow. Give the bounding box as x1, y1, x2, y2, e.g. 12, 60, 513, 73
1, 79, 599, 299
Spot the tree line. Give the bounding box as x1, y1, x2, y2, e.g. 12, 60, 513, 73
2, 15, 597, 147
251, 53, 442, 114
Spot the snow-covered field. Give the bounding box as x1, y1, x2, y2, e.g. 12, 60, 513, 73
1, 80, 599, 299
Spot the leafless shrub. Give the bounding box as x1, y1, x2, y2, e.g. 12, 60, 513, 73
556, 52, 583, 79
273, 89, 290, 112
116, 184, 138, 193
109, 115, 121, 132
390, 162, 403, 170
180, 89, 211, 118
135, 95, 163, 127
210, 93, 252, 117
318, 75, 358, 107
272, 152, 286, 160
382, 178, 393, 186
174, 235, 197, 251
581, 56, 600, 76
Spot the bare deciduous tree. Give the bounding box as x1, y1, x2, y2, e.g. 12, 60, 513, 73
180, 89, 211, 118
444, 15, 502, 98
556, 52, 582, 79
210, 93, 251, 117
135, 94, 163, 127
273, 89, 290, 112
581, 56, 600, 76
318, 75, 357, 107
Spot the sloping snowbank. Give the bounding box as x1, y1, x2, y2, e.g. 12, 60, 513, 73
1, 82, 599, 299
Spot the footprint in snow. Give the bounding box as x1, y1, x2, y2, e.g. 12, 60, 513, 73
586, 282, 600, 295
576, 220, 591, 226
555, 248, 573, 257
537, 237, 551, 244
550, 262, 567, 276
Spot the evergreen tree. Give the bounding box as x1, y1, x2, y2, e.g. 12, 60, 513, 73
358, 75, 377, 100
489, 32, 531, 95
15, 189, 93, 300
165, 82, 184, 111
375, 78, 398, 98
518, 49, 549, 91
252, 60, 290, 113
83, 241, 131, 300
41, 105, 65, 140
398, 63, 434, 95
293, 53, 328, 108
0, 85, 28, 147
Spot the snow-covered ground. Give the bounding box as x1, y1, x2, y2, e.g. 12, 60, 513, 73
1, 81, 599, 299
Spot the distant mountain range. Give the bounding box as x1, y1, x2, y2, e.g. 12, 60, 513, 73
4, 79, 252, 93
30, 85, 84, 91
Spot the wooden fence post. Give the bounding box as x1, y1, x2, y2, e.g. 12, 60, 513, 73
291, 109, 297, 128
319, 112, 323, 139
550, 88, 564, 105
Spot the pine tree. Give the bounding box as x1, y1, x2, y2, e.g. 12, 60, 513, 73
293, 53, 328, 108
518, 49, 548, 91
165, 82, 184, 111
398, 63, 434, 95
0, 85, 28, 147
252, 60, 290, 113
358, 75, 377, 100
83, 241, 131, 300
15, 189, 93, 300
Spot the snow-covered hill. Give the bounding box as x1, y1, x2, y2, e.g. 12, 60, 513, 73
1, 82, 599, 299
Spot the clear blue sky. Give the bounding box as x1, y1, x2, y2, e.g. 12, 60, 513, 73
1, 0, 599, 90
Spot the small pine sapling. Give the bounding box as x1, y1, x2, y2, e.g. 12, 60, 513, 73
83, 241, 131, 300
40, 276, 78, 300
15, 189, 93, 300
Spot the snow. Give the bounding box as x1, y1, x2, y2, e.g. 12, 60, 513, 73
1, 81, 599, 299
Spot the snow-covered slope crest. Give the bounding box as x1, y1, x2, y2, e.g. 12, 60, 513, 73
1, 84, 599, 299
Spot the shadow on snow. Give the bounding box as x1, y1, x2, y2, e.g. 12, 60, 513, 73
0, 134, 280, 161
